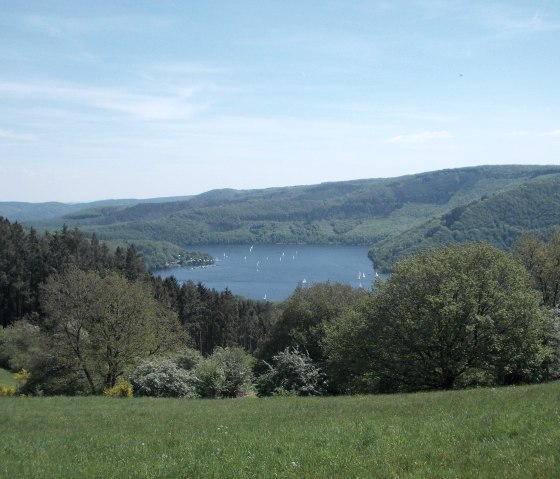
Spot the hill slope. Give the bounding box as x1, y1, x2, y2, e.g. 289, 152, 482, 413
0, 196, 193, 223
370, 172, 560, 271
1, 381, 559, 477
28, 165, 560, 248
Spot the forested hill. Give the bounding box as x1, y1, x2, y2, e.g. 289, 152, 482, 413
10, 165, 558, 250
370, 172, 560, 272
0, 196, 193, 223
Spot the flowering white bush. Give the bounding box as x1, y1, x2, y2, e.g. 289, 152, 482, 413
256, 347, 327, 396
130, 358, 199, 398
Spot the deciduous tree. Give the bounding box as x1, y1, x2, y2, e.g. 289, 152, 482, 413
41, 268, 185, 393
325, 243, 555, 392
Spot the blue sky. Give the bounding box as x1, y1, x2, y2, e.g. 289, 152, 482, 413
1, 0, 559, 202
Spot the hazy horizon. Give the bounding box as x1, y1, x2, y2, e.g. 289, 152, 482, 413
1, 1, 559, 202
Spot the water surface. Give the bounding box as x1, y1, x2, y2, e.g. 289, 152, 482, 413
154, 244, 376, 301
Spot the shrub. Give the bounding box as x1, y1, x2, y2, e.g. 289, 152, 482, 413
14, 368, 31, 390
194, 359, 228, 399
0, 385, 16, 396
0, 320, 48, 372
130, 359, 199, 398
171, 348, 204, 371
104, 380, 133, 398
19, 356, 92, 396
256, 347, 327, 396
195, 347, 254, 398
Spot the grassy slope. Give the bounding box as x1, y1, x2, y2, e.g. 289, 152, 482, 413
0, 368, 15, 387
1, 381, 559, 478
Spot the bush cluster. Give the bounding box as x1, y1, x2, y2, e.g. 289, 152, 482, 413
104, 380, 133, 398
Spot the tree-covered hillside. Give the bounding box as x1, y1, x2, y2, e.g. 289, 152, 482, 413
0, 196, 193, 223
25, 165, 560, 251
370, 173, 560, 272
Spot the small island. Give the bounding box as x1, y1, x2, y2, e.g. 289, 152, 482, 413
165, 251, 215, 268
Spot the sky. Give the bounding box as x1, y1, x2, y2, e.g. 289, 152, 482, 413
1, 0, 559, 203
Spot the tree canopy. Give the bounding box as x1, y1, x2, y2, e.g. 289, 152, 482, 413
41, 268, 185, 393
324, 243, 556, 393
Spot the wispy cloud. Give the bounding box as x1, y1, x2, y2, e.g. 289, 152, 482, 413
544, 129, 560, 138
0, 80, 206, 121
386, 130, 452, 144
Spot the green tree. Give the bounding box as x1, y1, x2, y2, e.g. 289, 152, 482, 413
515, 230, 560, 308
40, 268, 185, 393
325, 243, 555, 393
257, 282, 365, 362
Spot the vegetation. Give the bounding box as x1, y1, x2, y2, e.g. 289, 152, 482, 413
130, 357, 200, 398
194, 347, 255, 398
0, 368, 16, 387
103, 239, 214, 270
514, 230, 560, 308
0, 218, 277, 396
3, 165, 560, 477
41, 268, 185, 393
256, 347, 328, 396
1, 382, 559, 477
256, 282, 366, 363
370, 173, 560, 271
1, 215, 559, 398
324, 244, 556, 393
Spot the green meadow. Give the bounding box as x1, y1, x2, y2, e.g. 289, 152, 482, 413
1, 381, 559, 478
0, 368, 15, 387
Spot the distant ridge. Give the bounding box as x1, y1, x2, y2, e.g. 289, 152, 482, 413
369, 172, 560, 271
0, 196, 193, 223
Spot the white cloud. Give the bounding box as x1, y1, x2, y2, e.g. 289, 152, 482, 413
544, 130, 560, 138
386, 131, 452, 144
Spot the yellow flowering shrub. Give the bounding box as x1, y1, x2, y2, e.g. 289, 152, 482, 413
0, 385, 16, 396
14, 369, 31, 388
104, 380, 133, 398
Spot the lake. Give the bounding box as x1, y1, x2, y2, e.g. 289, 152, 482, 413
153, 244, 377, 301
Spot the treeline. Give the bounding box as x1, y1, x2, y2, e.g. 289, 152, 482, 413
0, 218, 145, 328
1, 216, 559, 398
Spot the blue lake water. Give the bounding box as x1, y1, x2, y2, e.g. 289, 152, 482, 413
153, 244, 377, 301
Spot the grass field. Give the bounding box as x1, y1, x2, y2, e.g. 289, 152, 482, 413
1, 381, 559, 478
0, 368, 16, 387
